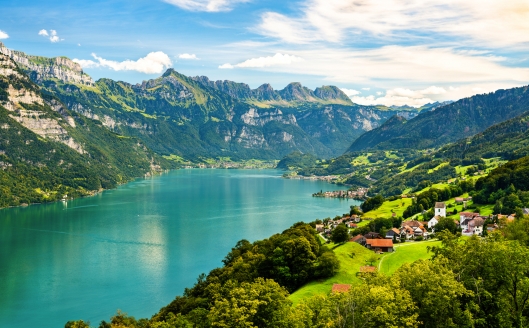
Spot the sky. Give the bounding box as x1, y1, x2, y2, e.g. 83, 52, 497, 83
0, 0, 528, 107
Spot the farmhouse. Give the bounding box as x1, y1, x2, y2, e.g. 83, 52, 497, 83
434, 202, 446, 217
366, 239, 394, 253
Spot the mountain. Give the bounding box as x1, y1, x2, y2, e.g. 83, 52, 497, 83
347, 85, 529, 152
192, 76, 353, 107
0, 52, 169, 207
0, 42, 419, 159
437, 110, 529, 160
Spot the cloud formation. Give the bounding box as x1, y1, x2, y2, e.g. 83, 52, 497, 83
39, 29, 62, 43
218, 63, 234, 69
73, 52, 172, 74
163, 0, 249, 12
179, 53, 199, 60
220, 53, 304, 69
0, 30, 8, 39
340, 88, 361, 97
258, 0, 529, 46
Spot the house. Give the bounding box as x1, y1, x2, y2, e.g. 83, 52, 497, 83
385, 228, 400, 239
403, 220, 423, 228
350, 234, 366, 246
346, 222, 358, 229
413, 226, 427, 237
434, 202, 446, 217
460, 212, 479, 225
455, 197, 464, 204
523, 208, 529, 215
400, 226, 415, 240
365, 232, 380, 239
428, 216, 440, 229
507, 214, 516, 222
461, 216, 485, 236
332, 284, 351, 293
351, 215, 361, 223
315, 224, 324, 232
366, 239, 394, 253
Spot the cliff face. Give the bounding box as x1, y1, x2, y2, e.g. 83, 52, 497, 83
0, 43, 421, 159
191, 76, 353, 107
0, 42, 94, 86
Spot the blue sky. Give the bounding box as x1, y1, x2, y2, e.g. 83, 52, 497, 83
1, 0, 528, 107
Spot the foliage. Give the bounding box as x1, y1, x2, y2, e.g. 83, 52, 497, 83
361, 194, 385, 212
330, 224, 349, 244
275, 151, 318, 170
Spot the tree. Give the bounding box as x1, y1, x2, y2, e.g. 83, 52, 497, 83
331, 224, 350, 244
313, 252, 340, 278
434, 217, 458, 234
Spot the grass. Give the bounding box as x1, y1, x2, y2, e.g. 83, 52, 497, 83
378, 240, 441, 275
290, 239, 442, 304
364, 198, 413, 218
289, 242, 377, 304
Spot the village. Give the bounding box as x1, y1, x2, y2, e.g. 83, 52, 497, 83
318, 201, 528, 254
312, 188, 369, 199
315, 202, 529, 294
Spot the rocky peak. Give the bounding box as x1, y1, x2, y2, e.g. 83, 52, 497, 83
0, 42, 94, 86
253, 83, 280, 101
314, 86, 352, 104
278, 82, 317, 101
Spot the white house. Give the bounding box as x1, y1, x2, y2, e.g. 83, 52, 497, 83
434, 202, 446, 217
428, 216, 440, 229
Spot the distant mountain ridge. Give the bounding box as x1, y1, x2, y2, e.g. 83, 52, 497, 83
0, 42, 419, 160
192, 76, 353, 107
347, 86, 529, 152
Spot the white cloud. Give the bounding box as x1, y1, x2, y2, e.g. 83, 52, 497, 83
74, 52, 172, 74
163, 0, 250, 12
39, 29, 62, 43
0, 30, 9, 39
179, 53, 199, 60
350, 94, 435, 108
340, 88, 361, 97
218, 63, 234, 69
233, 53, 304, 68
362, 88, 370, 91
257, 0, 529, 46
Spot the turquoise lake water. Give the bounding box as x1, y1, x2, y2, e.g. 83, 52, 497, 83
0, 169, 359, 327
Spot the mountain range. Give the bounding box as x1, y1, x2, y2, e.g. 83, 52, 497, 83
347, 85, 529, 152
0, 42, 419, 161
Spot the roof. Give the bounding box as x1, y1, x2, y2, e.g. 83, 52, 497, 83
435, 202, 446, 208
460, 212, 479, 217
350, 234, 365, 242
360, 266, 377, 273
391, 228, 400, 234
403, 220, 423, 228
366, 239, 394, 247
365, 232, 380, 238
469, 217, 485, 227
455, 197, 464, 201
332, 284, 351, 293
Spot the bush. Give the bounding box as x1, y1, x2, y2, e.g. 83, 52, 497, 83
415, 236, 424, 241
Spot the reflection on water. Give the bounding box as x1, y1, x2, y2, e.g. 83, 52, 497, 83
0, 169, 359, 327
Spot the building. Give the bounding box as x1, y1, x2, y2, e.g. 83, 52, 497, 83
428, 216, 440, 229
366, 239, 394, 252
350, 234, 366, 246
332, 284, 351, 293
365, 232, 380, 239
434, 202, 446, 217
385, 228, 400, 239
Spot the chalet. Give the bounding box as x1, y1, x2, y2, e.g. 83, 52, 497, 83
400, 226, 415, 240
524, 208, 529, 215
332, 284, 351, 293
385, 228, 400, 239
366, 239, 394, 253
461, 217, 485, 236
365, 232, 380, 239
403, 220, 423, 228
315, 224, 324, 233
434, 202, 446, 217
428, 216, 440, 229
460, 212, 479, 225
350, 234, 366, 246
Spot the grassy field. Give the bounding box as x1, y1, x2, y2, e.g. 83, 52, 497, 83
364, 198, 413, 218
378, 240, 441, 275
290, 239, 440, 304
290, 242, 378, 304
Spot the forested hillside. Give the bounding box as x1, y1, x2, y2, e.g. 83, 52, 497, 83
0, 42, 419, 160
0, 53, 169, 207
347, 85, 529, 152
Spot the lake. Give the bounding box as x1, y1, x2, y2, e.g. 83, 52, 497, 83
0, 169, 360, 327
